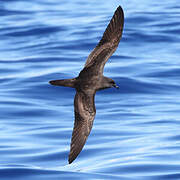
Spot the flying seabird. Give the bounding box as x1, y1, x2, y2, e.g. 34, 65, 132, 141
49, 6, 124, 164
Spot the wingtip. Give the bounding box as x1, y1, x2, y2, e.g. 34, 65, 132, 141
117, 5, 123, 10
115, 5, 124, 16
68, 156, 74, 164
116, 5, 123, 12
49, 80, 53, 85
68, 160, 72, 164
116, 5, 124, 17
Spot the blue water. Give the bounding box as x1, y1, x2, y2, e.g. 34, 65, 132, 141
1, 0, 180, 179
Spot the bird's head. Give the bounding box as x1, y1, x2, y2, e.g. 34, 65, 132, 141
109, 79, 119, 89
100, 77, 119, 90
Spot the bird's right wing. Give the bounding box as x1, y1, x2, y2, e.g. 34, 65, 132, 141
68, 91, 96, 164
84, 6, 124, 74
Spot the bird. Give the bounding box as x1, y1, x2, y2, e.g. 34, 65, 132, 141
49, 6, 124, 164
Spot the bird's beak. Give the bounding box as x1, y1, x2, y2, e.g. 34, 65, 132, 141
113, 84, 119, 89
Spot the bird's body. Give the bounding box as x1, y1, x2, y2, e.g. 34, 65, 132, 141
49, 6, 124, 164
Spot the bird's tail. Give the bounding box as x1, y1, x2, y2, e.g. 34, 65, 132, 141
49, 78, 76, 88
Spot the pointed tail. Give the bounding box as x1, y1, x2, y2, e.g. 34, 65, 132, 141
49, 78, 76, 88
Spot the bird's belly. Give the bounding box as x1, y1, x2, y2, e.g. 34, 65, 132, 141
77, 78, 100, 92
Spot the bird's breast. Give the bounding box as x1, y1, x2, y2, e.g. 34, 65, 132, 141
76, 77, 101, 92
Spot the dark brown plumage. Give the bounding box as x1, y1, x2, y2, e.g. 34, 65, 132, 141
49, 6, 124, 164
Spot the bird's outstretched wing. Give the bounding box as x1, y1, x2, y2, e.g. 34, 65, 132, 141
84, 6, 124, 74
68, 91, 96, 164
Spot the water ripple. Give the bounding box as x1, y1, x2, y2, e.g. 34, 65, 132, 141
1, 0, 180, 179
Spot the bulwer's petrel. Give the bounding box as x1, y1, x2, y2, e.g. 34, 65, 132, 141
49, 6, 124, 164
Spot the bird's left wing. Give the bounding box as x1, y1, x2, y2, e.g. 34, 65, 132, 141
68, 91, 96, 164
84, 6, 124, 74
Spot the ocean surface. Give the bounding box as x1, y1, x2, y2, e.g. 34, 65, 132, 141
1, 0, 180, 179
